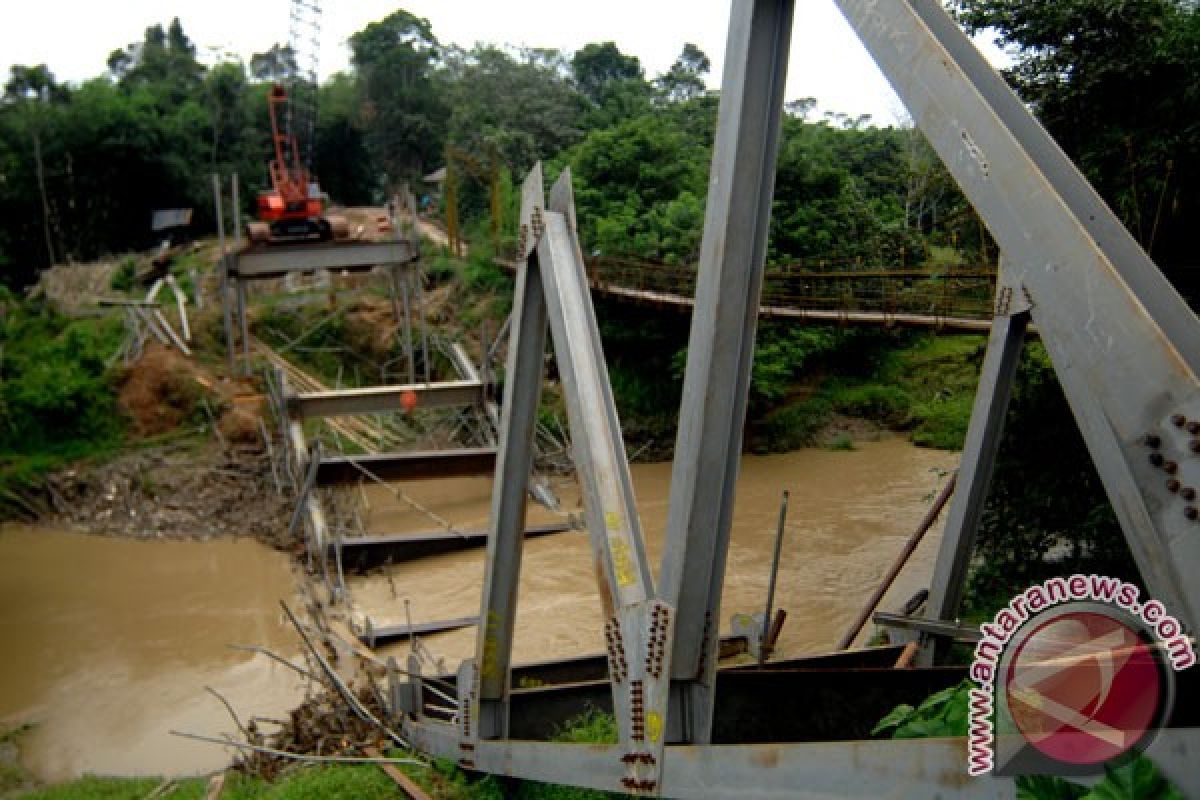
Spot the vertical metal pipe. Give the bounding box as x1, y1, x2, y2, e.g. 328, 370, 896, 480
760, 489, 789, 661
212, 173, 235, 374
231, 172, 242, 248
399, 267, 415, 384
416, 266, 430, 383
237, 280, 251, 374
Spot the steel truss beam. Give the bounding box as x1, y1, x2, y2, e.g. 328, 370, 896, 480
659, 0, 794, 745
832, 0, 1200, 631
392, 0, 1200, 794
314, 448, 496, 487
465, 166, 672, 791
288, 379, 484, 418
229, 239, 417, 279
397, 718, 1200, 798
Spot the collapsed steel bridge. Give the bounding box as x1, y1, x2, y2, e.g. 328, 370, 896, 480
381, 1, 1200, 796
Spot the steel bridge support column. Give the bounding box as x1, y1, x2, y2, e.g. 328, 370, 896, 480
474, 168, 550, 739
921, 288, 1028, 664
835, 0, 1200, 630
659, 0, 794, 745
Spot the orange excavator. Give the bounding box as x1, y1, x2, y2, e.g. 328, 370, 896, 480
246, 84, 347, 245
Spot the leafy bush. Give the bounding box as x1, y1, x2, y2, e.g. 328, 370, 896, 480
872, 680, 970, 739
965, 344, 1134, 618
463, 251, 513, 295
109, 256, 138, 292
757, 396, 833, 452
911, 392, 973, 450
875, 684, 1184, 800
829, 383, 913, 427
0, 300, 124, 454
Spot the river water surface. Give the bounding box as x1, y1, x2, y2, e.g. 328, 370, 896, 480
0, 529, 305, 782
1, 436, 957, 781
353, 436, 958, 668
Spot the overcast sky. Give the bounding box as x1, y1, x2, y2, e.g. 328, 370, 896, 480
2, 1, 1009, 126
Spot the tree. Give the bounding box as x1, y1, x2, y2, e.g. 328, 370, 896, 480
249, 44, 298, 83
571, 42, 644, 104
4, 65, 66, 269
440, 45, 584, 172
656, 43, 711, 103
314, 72, 376, 205
349, 10, 447, 184
953, 0, 1200, 278
108, 19, 205, 107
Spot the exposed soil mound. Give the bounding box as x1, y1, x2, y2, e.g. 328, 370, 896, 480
117, 344, 209, 436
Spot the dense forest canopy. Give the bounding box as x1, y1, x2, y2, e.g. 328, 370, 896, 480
0, 1, 1196, 294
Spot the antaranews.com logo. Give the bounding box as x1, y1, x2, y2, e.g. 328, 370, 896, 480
966, 574, 1196, 777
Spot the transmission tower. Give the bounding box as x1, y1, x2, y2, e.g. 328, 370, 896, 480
287, 0, 322, 170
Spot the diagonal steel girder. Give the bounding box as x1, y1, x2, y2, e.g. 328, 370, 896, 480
830, 0, 1200, 634
467, 165, 672, 792
659, 0, 795, 745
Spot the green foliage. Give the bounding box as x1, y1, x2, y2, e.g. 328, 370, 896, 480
876, 687, 1184, 800
1016, 755, 1185, 800
871, 680, 971, 739
0, 297, 125, 515
827, 384, 912, 427
0, 299, 124, 454
349, 11, 447, 183
828, 433, 856, 451
954, 0, 1200, 277
749, 325, 846, 410
571, 42, 644, 106
463, 251, 513, 295
564, 113, 709, 264
551, 709, 619, 744
756, 397, 833, 453
965, 343, 1134, 618
441, 46, 584, 175
910, 393, 974, 450
109, 256, 137, 292
655, 44, 711, 103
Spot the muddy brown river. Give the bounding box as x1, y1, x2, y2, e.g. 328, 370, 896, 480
0, 530, 305, 782
1, 436, 956, 781
353, 436, 957, 669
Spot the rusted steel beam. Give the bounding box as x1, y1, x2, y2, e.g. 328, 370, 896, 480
335, 522, 572, 571
315, 448, 496, 486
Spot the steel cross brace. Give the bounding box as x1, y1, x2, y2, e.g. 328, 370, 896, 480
464, 164, 673, 792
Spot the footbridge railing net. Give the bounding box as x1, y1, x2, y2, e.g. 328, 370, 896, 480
499, 249, 1000, 325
